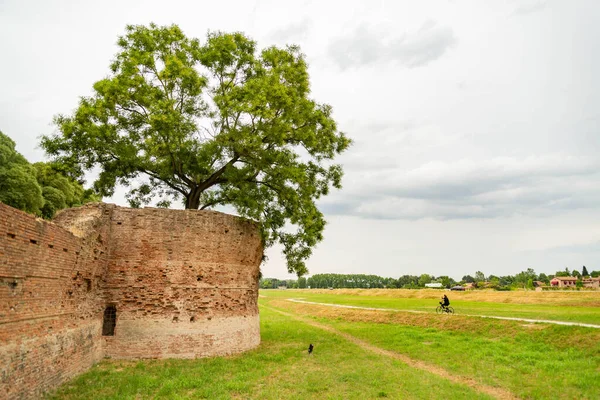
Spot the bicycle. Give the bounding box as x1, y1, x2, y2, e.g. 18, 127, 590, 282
436, 305, 454, 314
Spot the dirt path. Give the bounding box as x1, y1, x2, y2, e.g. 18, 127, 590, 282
264, 305, 519, 400
287, 299, 600, 329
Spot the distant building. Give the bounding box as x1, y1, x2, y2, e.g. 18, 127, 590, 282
550, 277, 577, 288
550, 276, 600, 289
582, 277, 600, 289
425, 282, 443, 288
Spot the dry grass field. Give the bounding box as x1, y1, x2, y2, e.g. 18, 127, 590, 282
313, 288, 600, 306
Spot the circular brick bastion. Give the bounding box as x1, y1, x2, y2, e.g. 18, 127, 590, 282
54, 203, 264, 359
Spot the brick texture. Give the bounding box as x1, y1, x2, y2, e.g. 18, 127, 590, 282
0, 203, 262, 400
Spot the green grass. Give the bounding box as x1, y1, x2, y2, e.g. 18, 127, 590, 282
49, 290, 600, 399
321, 318, 600, 399
49, 306, 490, 399
263, 289, 600, 324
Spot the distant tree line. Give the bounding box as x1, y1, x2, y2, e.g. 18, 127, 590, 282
260, 266, 599, 290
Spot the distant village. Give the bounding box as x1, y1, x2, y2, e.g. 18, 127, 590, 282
260, 268, 600, 290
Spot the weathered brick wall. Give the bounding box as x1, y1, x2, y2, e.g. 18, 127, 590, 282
101, 207, 262, 359
1, 202, 263, 399
0, 203, 109, 400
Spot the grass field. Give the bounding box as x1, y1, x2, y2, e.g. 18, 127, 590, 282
49, 289, 600, 399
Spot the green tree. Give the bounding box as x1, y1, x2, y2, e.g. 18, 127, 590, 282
418, 274, 432, 287
33, 162, 100, 218
260, 279, 272, 289
537, 273, 550, 284
572, 269, 581, 278
474, 271, 486, 283
488, 275, 500, 288
591, 271, 600, 278
0, 131, 44, 213
555, 268, 570, 277
1, 131, 99, 218
437, 275, 456, 288
41, 24, 351, 276
298, 276, 307, 289
526, 279, 534, 290
582, 266, 589, 277
462, 275, 475, 283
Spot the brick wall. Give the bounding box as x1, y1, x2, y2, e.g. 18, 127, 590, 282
0, 203, 263, 399
0, 203, 108, 400
99, 207, 262, 359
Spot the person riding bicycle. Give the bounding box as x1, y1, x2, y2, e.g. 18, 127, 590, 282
439, 294, 450, 310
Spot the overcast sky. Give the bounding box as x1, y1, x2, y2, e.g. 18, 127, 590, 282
1, 0, 599, 281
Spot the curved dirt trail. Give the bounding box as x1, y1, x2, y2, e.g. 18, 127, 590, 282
287, 299, 600, 329
263, 305, 520, 400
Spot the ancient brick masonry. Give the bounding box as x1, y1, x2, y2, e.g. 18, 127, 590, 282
0, 203, 263, 400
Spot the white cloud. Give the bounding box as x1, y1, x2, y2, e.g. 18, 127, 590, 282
512, 0, 549, 16
268, 18, 311, 43
328, 21, 456, 69
323, 155, 600, 220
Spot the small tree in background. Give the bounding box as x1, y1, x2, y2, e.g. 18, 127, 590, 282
526, 279, 534, 290
298, 276, 307, 289
474, 271, 486, 283
418, 274, 432, 287
582, 266, 589, 277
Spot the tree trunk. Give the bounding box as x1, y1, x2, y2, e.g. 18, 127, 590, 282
185, 187, 201, 209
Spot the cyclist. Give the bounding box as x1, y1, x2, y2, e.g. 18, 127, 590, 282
439, 294, 450, 310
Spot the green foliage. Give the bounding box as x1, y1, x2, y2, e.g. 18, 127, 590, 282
417, 274, 432, 287
474, 271, 486, 283
581, 266, 589, 277
572, 270, 581, 278
0, 131, 99, 218
260, 279, 273, 289
437, 275, 456, 288
41, 23, 351, 275
526, 279, 534, 290
307, 273, 395, 289
555, 268, 570, 277
0, 131, 44, 213
298, 276, 307, 288
538, 273, 550, 284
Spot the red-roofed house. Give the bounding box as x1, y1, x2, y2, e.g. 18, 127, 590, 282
550, 277, 577, 288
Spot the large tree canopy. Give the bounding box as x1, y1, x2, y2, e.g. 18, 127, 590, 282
41, 24, 351, 275
0, 131, 98, 218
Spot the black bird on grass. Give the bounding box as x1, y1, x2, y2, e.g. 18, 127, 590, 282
308, 344, 314, 355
